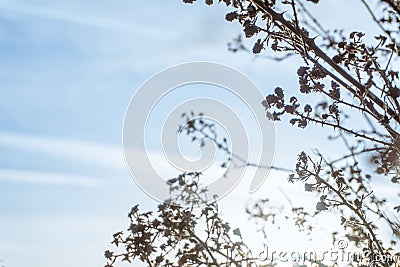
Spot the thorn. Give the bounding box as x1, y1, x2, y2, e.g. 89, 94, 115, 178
309, 36, 318, 44
275, 11, 285, 20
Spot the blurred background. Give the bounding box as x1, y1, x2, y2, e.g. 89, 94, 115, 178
0, 0, 395, 266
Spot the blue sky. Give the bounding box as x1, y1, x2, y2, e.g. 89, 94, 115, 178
0, 0, 397, 266
0, 1, 275, 266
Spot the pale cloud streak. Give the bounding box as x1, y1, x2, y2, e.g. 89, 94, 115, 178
0, 168, 100, 187
0, 0, 162, 37
0, 130, 124, 170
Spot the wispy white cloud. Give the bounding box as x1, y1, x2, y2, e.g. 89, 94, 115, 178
0, 130, 225, 178
0, 130, 124, 170
0, 0, 162, 37
0, 168, 100, 187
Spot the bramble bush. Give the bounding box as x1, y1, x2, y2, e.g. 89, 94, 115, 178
105, 1, 400, 266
